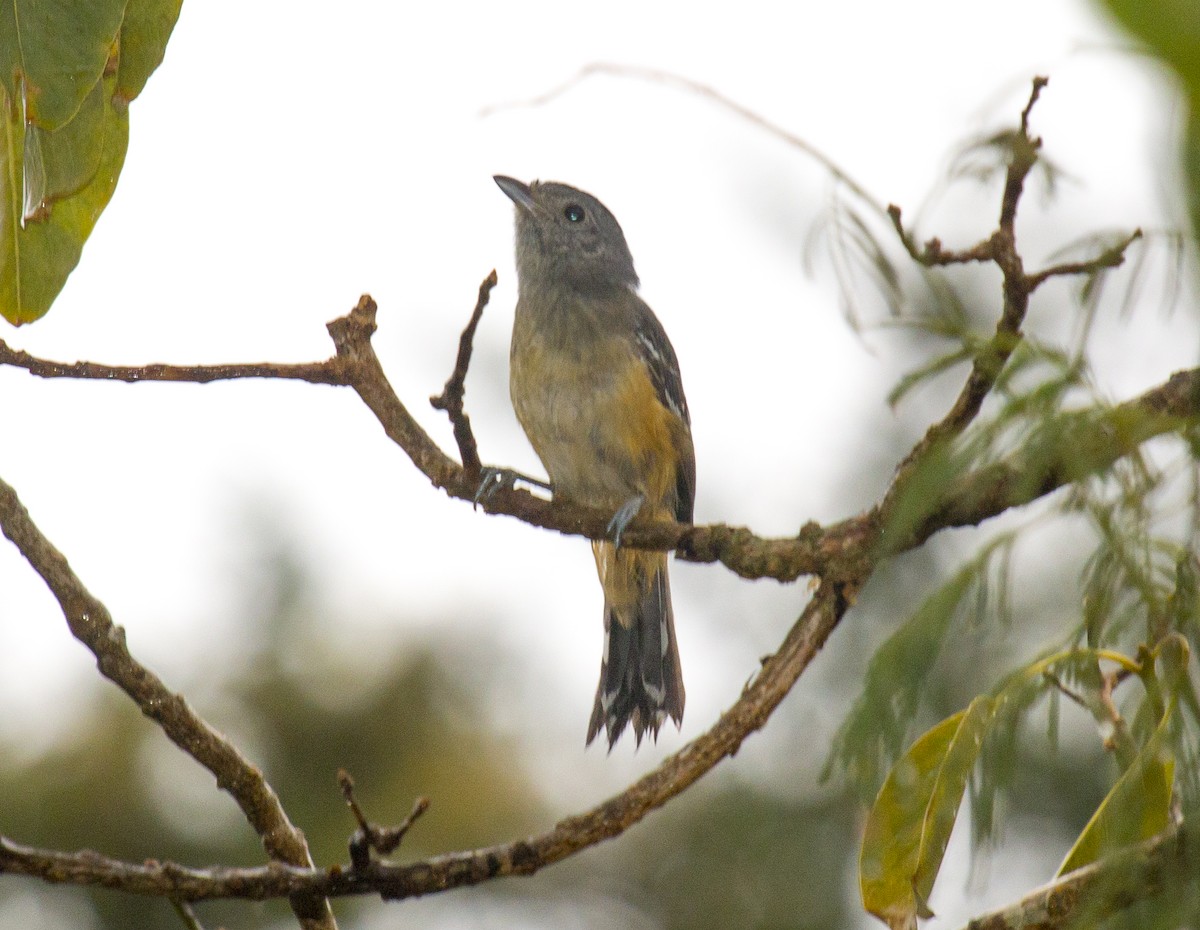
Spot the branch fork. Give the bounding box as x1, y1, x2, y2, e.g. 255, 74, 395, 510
0, 76, 1192, 930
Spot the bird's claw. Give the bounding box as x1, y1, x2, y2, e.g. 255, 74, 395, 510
473, 467, 552, 509
474, 467, 515, 508
607, 495, 645, 549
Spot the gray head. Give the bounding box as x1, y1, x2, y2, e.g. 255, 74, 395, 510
494, 176, 638, 294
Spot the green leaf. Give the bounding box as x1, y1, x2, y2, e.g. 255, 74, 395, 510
1056, 702, 1175, 877
115, 0, 183, 104
26, 75, 108, 207
860, 696, 996, 930
0, 0, 128, 130
0, 75, 129, 324
1100, 1, 1200, 88
826, 561, 974, 795
827, 536, 1015, 799
887, 346, 974, 408
1187, 109, 1200, 243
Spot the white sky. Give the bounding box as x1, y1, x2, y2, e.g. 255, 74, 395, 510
1, 1, 1196, 927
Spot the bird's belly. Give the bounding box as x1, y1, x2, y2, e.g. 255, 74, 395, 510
511, 339, 675, 510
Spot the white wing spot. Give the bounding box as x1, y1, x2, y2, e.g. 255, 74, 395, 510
635, 331, 663, 364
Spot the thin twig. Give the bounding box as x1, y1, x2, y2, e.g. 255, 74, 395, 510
171, 899, 206, 930
0, 478, 337, 930
1043, 672, 1090, 710
887, 206, 999, 267
1096, 669, 1137, 768
338, 770, 429, 869
1026, 229, 1143, 290
875, 76, 1146, 554
885, 78, 1049, 490
480, 62, 885, 216
1044, 668, 1137, 768
1020, 76, 1049, 137
0, 340, 346, 384
429, 269, 497, 478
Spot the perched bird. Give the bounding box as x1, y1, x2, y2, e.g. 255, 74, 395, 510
494, 175, 695, 748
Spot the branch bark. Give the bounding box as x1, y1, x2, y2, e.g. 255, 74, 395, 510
2, 313, 1195, 909
0, 479, 337, 930
0, 580, 850, 901
0, 75, 1192, 929
962, 825, 1192, 930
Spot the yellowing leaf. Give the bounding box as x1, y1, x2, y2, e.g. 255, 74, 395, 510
0, 0, 178, 324
115, 0, 183, 104
860, 696, 995, 930
0, 75, 128, 324
1057, 705, 1175, 877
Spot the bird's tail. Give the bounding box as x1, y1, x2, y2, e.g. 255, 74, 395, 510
586, 543, 685, 749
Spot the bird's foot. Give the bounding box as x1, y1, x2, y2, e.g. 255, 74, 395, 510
473, 467, 550, 508
607, 494, 645, 549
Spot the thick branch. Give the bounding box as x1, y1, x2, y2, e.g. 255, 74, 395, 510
962, 825, 1191, 930
1, 297, 1192, 586
324, 299, 1193, 584
0, 479, 336, 930
1, 580, 851, 902
0, 296, 858, 582
0, 76, 1193, 928
905, 367, 1200, 547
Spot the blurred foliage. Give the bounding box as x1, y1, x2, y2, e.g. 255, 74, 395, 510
807, 47, 1200, 929
827, 536, 1017, 796
0, 0, 181, 325
0, 520, 860, 930
1097, 0, 1200, 239
0, 524, 546, 930
860, 697, 995, 929
4, 6, 1200, 930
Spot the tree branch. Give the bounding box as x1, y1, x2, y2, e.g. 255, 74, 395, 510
0, 74, 1193, 928
0, 295, 1192, 587
879, 77, 1145, 546
906, 366, 1200, 547
0, 580, 851, 902
885, 78, 1047, 479
0, 478, 337, 930
962, 824, 1192, 930
0, 339, 346, 384
480, 62, 885, 217
429, 269, 498, 479
1025, 229, 1143, 290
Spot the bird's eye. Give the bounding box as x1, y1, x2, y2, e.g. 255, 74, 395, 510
564, 204, 585, 222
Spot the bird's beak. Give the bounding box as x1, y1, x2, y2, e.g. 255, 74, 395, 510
494, 175, 537, 214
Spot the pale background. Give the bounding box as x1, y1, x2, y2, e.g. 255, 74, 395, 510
1, 1, 1195, 928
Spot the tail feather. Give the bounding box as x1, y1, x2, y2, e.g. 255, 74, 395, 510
586, 548, 685, 749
